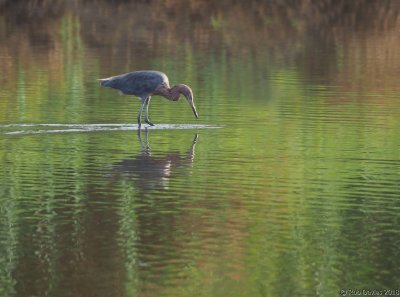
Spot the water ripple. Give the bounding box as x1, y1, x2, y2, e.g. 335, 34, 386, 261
0, 123, 222, 135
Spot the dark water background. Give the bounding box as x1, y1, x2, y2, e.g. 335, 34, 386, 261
1, 1, 400, 296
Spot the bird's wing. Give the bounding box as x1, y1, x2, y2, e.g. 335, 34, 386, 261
113, 72, 165, 96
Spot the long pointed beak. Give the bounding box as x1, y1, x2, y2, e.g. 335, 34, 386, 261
186, 95, 199, 118
191, 105, 199, 118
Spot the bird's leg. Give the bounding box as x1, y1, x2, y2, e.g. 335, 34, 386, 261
137, 98, 146, 128
144, 96, 154, 126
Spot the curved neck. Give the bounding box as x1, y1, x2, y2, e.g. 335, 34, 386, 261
155, 84, 191, 102
169, 86, 182, 101
154, 85, 180, 101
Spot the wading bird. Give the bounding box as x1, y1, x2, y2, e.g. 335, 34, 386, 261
99, 70, 198, 127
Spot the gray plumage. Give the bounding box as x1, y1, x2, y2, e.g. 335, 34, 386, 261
99, 70, 198, 128
100, 71, 169, 97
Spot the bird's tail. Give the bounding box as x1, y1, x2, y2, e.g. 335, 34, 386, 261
98, 78, 108, 87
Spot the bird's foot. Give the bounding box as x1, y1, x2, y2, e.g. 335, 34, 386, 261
145, 119, 155, 126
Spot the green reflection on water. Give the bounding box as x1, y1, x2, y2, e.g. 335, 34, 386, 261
1, 1, 400, 297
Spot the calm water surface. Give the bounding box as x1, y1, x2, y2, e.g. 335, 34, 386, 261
1, 1, 400, 296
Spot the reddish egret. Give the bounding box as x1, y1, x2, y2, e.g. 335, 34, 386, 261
99, 70, 198, 127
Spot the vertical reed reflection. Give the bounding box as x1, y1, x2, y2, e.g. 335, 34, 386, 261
110, 130, 199, 292
1, 1, 400, 296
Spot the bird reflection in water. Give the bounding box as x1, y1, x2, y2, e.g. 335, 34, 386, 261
112, 128, 198, 190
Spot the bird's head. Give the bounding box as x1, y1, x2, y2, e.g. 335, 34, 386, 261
172, 84, 199, 118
